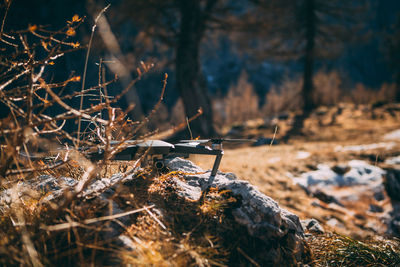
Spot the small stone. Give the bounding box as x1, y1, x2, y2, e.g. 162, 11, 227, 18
312, 190, 343, 206
369, 204, 384, 213
331, 164, 351, 175
301, 218, 324, 234
373, 190, 385, 201
384, 168, 400, 201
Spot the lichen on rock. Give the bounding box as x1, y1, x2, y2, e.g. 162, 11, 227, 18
165, 157, 308, 264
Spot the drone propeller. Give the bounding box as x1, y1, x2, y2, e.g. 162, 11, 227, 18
178, 139, 211, 144
179, 138, 257, 144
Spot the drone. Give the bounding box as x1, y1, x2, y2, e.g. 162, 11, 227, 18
19, 138, 255, 194
89, 138, 256, 189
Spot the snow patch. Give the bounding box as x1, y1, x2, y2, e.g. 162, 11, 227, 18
335, 142, 396, 152
384, 129, 400, 140
296, 151, 311, 159
385, 156, 400, 165
268, 157, 281, 164
292, 160, 385, 188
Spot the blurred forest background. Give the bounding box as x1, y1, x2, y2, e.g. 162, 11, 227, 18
2, 0, 400, 138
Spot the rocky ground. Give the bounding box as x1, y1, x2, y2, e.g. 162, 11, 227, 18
1, 103, 400, 266
192, 103, 400, 239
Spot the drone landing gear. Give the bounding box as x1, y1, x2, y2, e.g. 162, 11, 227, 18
199, 152, 223, 203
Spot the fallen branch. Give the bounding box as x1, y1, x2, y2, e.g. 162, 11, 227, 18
42, 205, 155, 231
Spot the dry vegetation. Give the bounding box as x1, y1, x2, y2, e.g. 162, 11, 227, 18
308, 232, 400, 266
193, 103, 400, 265
0, 8, 301, 266
210, 69, 397, 126
0, 9, 222, 266
1, 4, 400, 267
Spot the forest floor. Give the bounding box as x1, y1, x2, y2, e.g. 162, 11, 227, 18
192, 103, 400, 239
2, 103, 400, 266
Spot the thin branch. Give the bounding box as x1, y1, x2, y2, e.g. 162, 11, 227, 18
77, 4, 111, 145
34, 120, 66, 135
132, 73, 168, 135
6, 159, 69, 175
0, 0, 18, 47
42, 205, 155, 231
43, 83, 109, 125
0, 69, 30, 91
151, 108, 203, 140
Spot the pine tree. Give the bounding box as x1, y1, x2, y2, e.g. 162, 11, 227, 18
244, 0, 368, 111
117, 0, 244, 137
386, 15, 400, 102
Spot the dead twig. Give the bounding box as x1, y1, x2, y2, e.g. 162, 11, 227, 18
42, 205, 155, 231
77, 4, 111, 145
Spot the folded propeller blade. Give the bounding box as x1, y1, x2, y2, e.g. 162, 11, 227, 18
178, 138, 257, 144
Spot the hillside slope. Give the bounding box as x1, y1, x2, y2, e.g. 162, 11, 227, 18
193, 103, 400, 239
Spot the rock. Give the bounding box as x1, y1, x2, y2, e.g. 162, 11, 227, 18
164, 157, 307, 264
292, 160, 389, 236
0, 172, 137, 266
384, 168, 400, 201
312, 190, 343, 206
385, 156, 400, 166
0, 172, 135, 213
326, 218, 345, 229
277, 113, 289, 120
373, 188, 386, 201
301, 218, 324, 234
389, 211, 400, 237
331, 164, 351, 175
1, 159, 309, 265
369, 204, 384, 213
252, 137, 279, 146
293, 160, 385, 188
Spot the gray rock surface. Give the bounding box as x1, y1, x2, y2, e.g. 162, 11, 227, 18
384, 168, 400, 237
1, 158, 308, 264
0, 173, 135, 206
385, 168, 400, 201
165, 157, 307, 262
301, 218, 325, 234
293, 160, 385, 188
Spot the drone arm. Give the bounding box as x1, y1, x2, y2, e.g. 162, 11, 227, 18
173, 144, 221, 155
210, 151, 223, 177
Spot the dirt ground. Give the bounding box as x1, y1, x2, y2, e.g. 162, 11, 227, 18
191, 103, 400, 238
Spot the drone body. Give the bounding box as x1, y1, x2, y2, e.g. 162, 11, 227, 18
107, 139, 224, 182
21, 138, 254, 192
91, 139, 255, 189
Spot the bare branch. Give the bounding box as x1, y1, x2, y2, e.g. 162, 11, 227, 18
77, 4, 111, 145
42, 205, 155, 231
0, 69, 30, 91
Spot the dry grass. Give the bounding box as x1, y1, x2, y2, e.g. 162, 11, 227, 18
1, 3, 400, 266
192, 104, 400, 265
192, 104, 400, 239
0, 6, 210, 266
308, 233, 400, 266
213, 71, 260, 127
261, 71, 397, 117
2, 161, 310, 266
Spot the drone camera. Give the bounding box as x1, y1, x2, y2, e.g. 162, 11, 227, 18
154, 159, 165, 170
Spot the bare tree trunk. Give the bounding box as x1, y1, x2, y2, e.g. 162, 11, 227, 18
302, 0, 316, 112
283, 0, 316, 142
176, 0, 215, 138
396, 76, 400, 103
